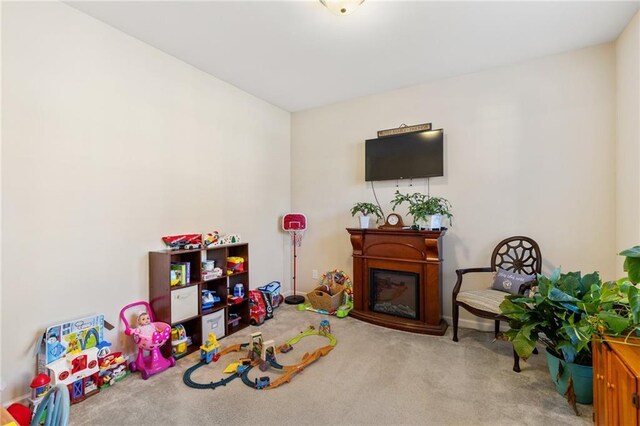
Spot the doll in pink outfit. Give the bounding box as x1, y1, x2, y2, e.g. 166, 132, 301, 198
136, 312, 161, 337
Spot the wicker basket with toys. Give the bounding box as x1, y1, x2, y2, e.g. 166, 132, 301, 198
307, 272, 345, 311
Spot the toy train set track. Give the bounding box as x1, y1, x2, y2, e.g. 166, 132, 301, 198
183, 327, 336, 391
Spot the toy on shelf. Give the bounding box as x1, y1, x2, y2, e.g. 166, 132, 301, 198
249, 290, 266, 326
203, 267, 223, 281
162, 234, 202, 250
120, 301, 175, 380
203, 232, 241, 247
234, 283, 245, 298
220, 234, 241, 245
200, 332, 220, 364
201, 290, 220, 310
171, 324, 188, 358
203, 231, 220, 247
202, 260, 215, 272
226, 256, 245, 275
227, 295, 243, 305
299, 270, 354, 318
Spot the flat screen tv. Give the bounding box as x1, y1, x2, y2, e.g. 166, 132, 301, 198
365, 129, 444, 182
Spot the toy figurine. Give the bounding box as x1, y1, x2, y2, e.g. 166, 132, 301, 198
29, 373, 51, 416
199, 332, 220, 364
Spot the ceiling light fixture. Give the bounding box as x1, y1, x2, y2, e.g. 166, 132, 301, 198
319, 0, 365, 16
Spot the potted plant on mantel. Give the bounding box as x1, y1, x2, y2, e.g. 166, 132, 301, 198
499, 247, 640, 415
350, 202, 383, 229
390, 190, 453, 230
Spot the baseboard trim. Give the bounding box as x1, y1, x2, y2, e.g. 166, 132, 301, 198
3, 392, 29, 408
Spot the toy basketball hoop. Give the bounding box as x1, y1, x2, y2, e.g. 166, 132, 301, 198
282, 213, 306, 246
282, 213, 307, 305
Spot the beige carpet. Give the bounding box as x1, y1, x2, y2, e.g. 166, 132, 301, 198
70, 305, 592, 425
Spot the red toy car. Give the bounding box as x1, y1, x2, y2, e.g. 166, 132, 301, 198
249, 290, 266, 326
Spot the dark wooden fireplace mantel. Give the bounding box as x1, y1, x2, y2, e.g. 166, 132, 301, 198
347, 228, 447, 335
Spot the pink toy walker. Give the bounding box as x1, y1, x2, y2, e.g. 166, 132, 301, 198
119, 301, 175, 379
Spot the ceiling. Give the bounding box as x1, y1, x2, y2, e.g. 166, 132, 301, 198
67, 1, 639, 112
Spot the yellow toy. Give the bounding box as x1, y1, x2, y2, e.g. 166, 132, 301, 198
200, 332, 220, 363
171, 325, 188, 357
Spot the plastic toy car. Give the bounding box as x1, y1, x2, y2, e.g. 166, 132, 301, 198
255, 376, 270, 389
249, 290, 266, 326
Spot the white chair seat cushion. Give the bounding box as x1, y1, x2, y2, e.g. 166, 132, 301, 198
456, 288, 507, 314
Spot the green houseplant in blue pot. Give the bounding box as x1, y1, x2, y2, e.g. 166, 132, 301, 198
499, 269, 601, 411
500, 246, 640, 415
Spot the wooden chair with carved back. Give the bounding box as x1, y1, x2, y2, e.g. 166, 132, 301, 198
452, 236, 542, 372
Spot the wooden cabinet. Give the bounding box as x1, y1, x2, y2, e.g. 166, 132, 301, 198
593, 337, 640, 425
149, 243, 250, 359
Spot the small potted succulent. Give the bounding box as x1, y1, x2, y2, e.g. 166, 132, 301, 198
390, 191, 453, 229
350, 202, 383, 229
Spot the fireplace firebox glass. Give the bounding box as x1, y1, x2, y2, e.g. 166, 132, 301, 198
369, 269, 419, 320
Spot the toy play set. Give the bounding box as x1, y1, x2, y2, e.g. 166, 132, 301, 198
183, 320, 336, 391
39, 314, 109, 404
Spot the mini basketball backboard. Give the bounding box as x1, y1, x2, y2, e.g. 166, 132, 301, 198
282, 213, 307, 305
282, 213, 307, 231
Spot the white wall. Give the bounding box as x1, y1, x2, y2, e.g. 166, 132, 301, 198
0, 1, 4, 400
616, 11, 640, 272
1, 2, 290, 402
291, 44, 617, 330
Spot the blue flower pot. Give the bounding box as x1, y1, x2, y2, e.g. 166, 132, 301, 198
545, 349, 593, 404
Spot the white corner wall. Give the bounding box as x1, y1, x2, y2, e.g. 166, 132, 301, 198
291, 43, 617, 330
1, 2, 290, 402
0, 1, 3, 400
616, 11, 640, 272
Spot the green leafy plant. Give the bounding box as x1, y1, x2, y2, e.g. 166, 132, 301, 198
585, 246, 640, 341
350, 202, 383, 221
499, 269, 600, 366
499, 247, 640, 414
621, 245, 640, 283
500, 246, 640, 365
390, 191, 453, 225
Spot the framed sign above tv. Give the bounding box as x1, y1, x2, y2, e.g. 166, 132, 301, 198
365, 129, 444, 182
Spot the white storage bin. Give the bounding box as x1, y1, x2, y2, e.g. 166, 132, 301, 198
171, 286, 198, 323
202, 309, 226, 339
